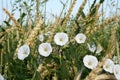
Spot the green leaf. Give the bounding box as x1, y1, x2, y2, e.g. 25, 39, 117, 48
90, 0, 96, 11
17, 13, 26, 25
90, 7, 97, 16
57, 60, 69, 79
99, 0, 104, 3
3, 21, 11, 26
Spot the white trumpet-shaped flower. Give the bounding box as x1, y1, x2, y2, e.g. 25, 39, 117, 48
112, 56, 118, 64
38, 42, 52, 57
38, 34, 44, 42
113, 64, 120, 80
103, 59, 114, 73
0, 74, 4, 80
87, 43, 102, 55
75, 33, 86, 44
54, 32, 68, 46
96, 44, 102, 54
17, 44, 30, 60
83, 55, 98, 69
87, 43, 96, 53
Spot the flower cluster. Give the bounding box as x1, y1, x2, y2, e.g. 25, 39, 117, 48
83, 55, 120, 80
17, 32, 86, 59
103, 59, 120, 80
17, 31, 120, 79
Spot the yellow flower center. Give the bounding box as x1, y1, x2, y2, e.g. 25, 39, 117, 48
79, 37, 82, 41
59, 38, 63, 42
44, 48, 48, 52
23, 51, 27, 55
88, 61, 92, 66
105, 65, 110, 69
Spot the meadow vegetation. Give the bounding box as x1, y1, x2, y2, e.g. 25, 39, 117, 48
0, 0, 120, 80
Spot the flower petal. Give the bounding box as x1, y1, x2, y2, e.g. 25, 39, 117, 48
54, 32, 68, 46
38, 42, 52, 57
75, 33, 86, 44
103, 59, 114, 73
17, 45, 30, 60
0, 74, 4, 80
83, 55, 98, 69
113, 64, 120, 79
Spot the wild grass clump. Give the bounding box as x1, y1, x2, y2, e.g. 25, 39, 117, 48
0, 0, 120, 80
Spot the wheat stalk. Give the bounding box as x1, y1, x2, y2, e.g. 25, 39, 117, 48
94, 74, 116, 80
25, 18, 43, 46
62, 0, 77, 26
3, 8, 24, 32
86, 2, 101, 17
85, 15, 119, 35
76, 0, 87, 19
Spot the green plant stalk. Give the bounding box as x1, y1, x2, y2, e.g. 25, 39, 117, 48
59, 0, 69, 18
116, 40, 120, 64
0, 50, 3, 73
7, 34, 10, 53
32, 71, 37, 80
59, 54, 62, 65
16, 30, 20, 41
36, 0, 40, 23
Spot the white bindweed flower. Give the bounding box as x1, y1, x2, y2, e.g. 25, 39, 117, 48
54, 32, 68, 46
17, 45, 30, 60
112, 56, 118, 64
87, 43, 102, 55
0, 74, 4, 80
38, 34, 44, 42
38, 42, 52, 57
83, 55, 98, 69
96, 44, 102, 54
75, 33, 86, 44
87, 43, 96, 53
103, 59, 114, 73
113, 64, 120, 80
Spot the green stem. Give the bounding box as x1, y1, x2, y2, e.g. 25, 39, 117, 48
32, 71, 37, 80
0, 50, 3, 73
7, 35, 10, 53
116, 40, 120, 64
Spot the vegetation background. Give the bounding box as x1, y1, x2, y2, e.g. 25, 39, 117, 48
0, 0, 120, 80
